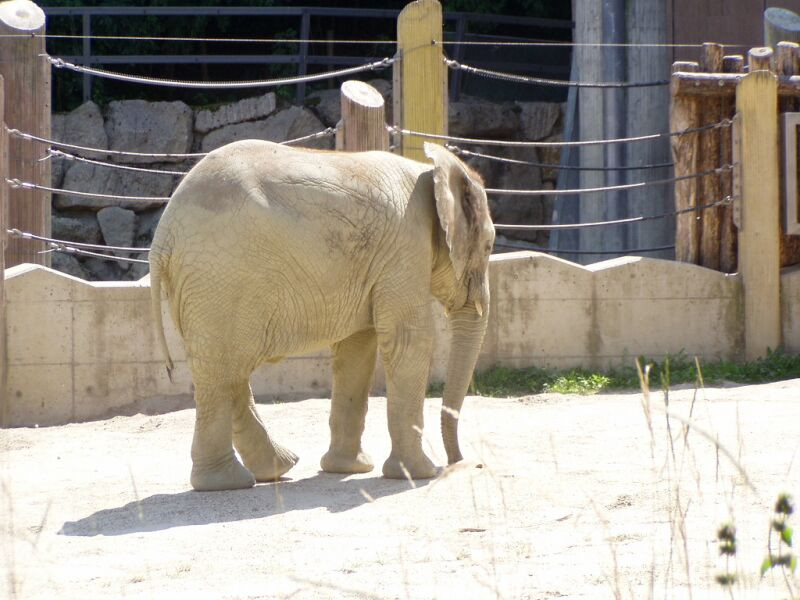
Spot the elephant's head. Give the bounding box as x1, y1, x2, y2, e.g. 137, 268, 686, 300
424, 142, 494, 465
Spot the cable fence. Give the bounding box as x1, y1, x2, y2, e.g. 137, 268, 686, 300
2, 19, 744, 268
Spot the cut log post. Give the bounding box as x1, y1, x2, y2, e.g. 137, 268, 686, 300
671, 61, 701, 263
720, 55, 743, 273
736, 67, 781, 360
775, 43, 800, 267
394, 0, 446, 162
765, 7, 800, 49
749, 46, 774, 72
0, 74, 6, 427
0, 0, 50, 268
699, 43, 724, 270
335, 80, 389, 152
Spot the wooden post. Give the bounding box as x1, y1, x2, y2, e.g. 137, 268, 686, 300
737, 58, 781, 360
765, 7, 800, 49
335, 81, 389, 152
394, 0, 446, 162
720, 55, 743, 273
699, 43, 724, 271
0, 0, 51, 268
775, 42, 800, 268
671, 60, 701, 264
0, 74, 6, 427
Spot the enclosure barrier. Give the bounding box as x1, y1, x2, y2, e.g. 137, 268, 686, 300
3, 0, 800, 425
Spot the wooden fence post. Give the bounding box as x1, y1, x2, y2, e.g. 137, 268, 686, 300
719, 55, 743, 273
0, 0, 51, 268
671, 60, 700, 264
1, 73, 6, 427
394, 0, 446, 162
736, 51, 781, 360
335, 80, 389, 152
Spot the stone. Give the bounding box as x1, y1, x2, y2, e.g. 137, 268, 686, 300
306, 87, 340, 127
538, 133, 563, 182
81, 257, 121, 281
50, 101, 108, 187
122, 252, 151, 281
449, 96, 519, 138
52, 214, 102, 244
97, 206, 136, 252
51, 113, 67, 187
135, 206, 165, 246
201, 106, 331, 152
195, 92, 277, 133
51, 253, 88, 280
105, 100, 193, 164
516, 101, 561, 141
54, 161, 176, 211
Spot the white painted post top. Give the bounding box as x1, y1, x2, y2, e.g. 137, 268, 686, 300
0, 0, 45, 32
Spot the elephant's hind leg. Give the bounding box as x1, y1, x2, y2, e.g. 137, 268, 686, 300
233, 383, 299, 482
190, 376, 256, 491
321, 329, 377, 474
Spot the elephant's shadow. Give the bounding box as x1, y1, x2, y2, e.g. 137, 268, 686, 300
58, 473, 429, 537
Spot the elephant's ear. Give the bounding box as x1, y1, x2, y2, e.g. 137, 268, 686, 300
424, 142, 487, 282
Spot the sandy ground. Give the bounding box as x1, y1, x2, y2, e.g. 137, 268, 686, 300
2, 381, 799, 599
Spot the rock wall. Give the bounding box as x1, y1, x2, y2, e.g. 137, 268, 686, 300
48, 80, 563, 281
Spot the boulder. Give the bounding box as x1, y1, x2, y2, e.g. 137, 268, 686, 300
51, 113, 67, 187
97, 206, 136, 250
81, 257, 121, 281
306, 87, 340, 127
50, 101, 108, 187
54, 161, 177, 211
449, 96, 519, 138
538, 133, 563, 182
105, 100, 193, 163
51, 253, 89, 280
201, 106, 331, 152
195, 92, 277, 133
516, 101, 561, 141
135, 206, 166, 246
122, 252, 151, 281
52, 214, 102, 244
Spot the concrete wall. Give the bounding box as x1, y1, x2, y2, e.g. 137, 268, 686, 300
3, 251, 766, 427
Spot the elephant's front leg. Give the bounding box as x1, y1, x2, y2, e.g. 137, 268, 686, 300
233, 382, 299, 482
321, 329, 377, 474
376, 306, 437, 480
190, 377, 256, 491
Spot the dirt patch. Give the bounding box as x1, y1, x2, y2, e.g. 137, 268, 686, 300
2, 381, 799, 598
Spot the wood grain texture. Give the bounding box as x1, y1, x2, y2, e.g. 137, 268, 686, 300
737, 70, 782, 360
671, 61, 700, 263
719, 55, 743, 273
335, 81, 389, 152
395, 0, 446, 162
0, 74, 6, 427
775, 43, 800, 267
699, 44, 724, 271
0, 0, 51, 268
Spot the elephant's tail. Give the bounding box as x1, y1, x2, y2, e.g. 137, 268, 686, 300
149, 255, 175, 382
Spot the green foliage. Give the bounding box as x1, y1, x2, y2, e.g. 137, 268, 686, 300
430, 350, 800, 398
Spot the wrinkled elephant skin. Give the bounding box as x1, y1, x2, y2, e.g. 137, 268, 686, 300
149, 140, 494, 491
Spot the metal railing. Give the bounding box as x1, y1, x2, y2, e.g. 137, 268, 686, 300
41, 6, 572, 103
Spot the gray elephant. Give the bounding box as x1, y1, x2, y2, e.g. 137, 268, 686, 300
149, 140, 494, 491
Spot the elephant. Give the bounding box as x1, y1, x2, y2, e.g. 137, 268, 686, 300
149, 139, 494, 491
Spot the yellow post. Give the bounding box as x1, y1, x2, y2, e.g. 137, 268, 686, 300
394, 0, 447, 162
736, 65, 781, 360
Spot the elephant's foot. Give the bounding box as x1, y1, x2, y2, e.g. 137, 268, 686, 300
242, 442, 298, 482
190, 455, 256, 491
382, 451, 437, 480
320, 447, 374, 474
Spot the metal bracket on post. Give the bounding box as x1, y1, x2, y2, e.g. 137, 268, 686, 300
732, 112, 742, 230
781, 111, 800, 235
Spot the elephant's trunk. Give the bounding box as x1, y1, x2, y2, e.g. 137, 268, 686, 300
441, 304, 488, 464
